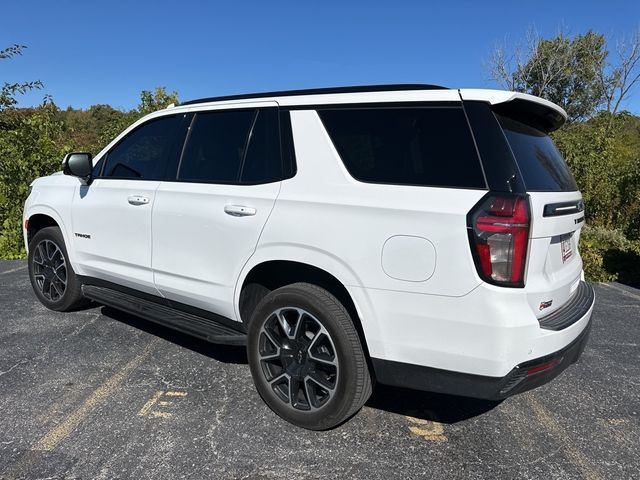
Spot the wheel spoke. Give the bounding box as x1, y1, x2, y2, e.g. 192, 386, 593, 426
262, 326, 283, 349
289, 377, 302, 408
307, 370, 336, 391
35, 244, 46, 265
276, 310, 295, 338
259, 350, 280, 361
51, 281, 64, 299
268, 372, 288, 385
41, 278, 51, 298
303, 380, 317, 410
308, 331, 337, 366
45, 241, 55, 261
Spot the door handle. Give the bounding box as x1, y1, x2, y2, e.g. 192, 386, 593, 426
128, 195, 150, 206
224, 204, 256, 217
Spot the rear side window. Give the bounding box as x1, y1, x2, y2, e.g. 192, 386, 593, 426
240, 109, 281, 184
319, 107, 485, 188
178, 110, 255, 183
102, 115, 182, 180
497, 114, 578, 192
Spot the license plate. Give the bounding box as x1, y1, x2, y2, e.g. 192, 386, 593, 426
561, 235, 573, 263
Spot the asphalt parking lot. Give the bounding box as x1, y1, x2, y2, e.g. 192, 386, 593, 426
0, 260, 638, 480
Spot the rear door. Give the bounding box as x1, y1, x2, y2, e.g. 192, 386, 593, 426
496, 113, 585, 319
151, 104, 281, 320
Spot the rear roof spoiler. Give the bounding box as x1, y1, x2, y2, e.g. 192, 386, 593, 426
459, 89, 567, 132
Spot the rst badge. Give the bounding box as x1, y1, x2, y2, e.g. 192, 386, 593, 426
539, 300, 553, 311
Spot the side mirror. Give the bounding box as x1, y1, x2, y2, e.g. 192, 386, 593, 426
63, 152, 93, 184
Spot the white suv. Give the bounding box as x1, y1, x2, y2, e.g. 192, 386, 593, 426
23, 85, 595, 430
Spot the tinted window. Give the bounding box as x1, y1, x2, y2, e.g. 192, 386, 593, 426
319, 107, 485, 188
103, 115, 182, 180
497, 114, 578, 192
92, 157, 104, 177
240, 109, 281, 184
279, 110, 297, 179
178, 110, 255, 183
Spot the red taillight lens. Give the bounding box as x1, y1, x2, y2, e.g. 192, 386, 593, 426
467, 194, 530, 287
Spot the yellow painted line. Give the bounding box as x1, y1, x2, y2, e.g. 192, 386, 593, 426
406, 415, 446, 442
151, 411, 172, 419
158, 400, 172, 406
528, 396, 602, 480
0, 264, 27, 275
32, 338, 159, 452
137, 390, 164, 417
165, 391, 187, 397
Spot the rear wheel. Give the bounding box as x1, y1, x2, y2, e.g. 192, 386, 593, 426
247, 282, 372, 430
28, 226, 85, 311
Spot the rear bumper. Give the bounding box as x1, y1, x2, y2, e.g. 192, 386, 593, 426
371, 282, 595, 400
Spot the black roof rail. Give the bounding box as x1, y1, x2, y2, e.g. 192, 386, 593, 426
180, 84, 448, 106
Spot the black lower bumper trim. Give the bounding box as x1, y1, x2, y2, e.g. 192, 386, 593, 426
372, 316, 592, 400
539, 281, 594, 331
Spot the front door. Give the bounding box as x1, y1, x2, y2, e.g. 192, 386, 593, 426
71, 113, 187, 294
152, 104, 281, 320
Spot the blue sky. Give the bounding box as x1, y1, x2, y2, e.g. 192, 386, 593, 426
2, 0, 639, 112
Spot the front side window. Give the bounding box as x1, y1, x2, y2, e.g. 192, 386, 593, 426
319, 107, 486, 189
102, 115, 183, 180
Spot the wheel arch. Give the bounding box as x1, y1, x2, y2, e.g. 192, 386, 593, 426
24, 206, 76, 265
235, 249, 379, 364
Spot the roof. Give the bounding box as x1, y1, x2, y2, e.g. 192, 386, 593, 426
168, 85, 567, 131
180, 84, 447, 106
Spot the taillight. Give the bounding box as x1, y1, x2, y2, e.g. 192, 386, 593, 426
467, 193, 530, 287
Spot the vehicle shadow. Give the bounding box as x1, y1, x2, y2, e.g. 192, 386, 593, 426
366, 384, 502, 424
100, 305, 501, 424
100, 306, 249, 365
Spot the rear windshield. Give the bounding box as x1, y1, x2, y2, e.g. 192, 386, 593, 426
319, 107, 486, 189
497, 114, 577, 192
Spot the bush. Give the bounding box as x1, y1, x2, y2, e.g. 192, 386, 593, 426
0, 100, 70, 258
579, 225, 640, 285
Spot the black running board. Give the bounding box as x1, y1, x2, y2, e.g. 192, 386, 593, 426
82, 284, 247, 346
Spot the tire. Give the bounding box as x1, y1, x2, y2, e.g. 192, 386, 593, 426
247, 282, 372, 430
28, 226, 86, 312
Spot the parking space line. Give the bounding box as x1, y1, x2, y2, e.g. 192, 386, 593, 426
138, 390, 164, 417
32, 338, 159, 452
527, 396, 602, 480
138, 390, 187, 419
405, 415, 446, 442
600, 283, 640, 301
0, 264, 27, 275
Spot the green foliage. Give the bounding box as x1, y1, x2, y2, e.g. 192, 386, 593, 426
138, 87, 179, 116
579, 226, 640, 285
0, 57, 179, 258
553, 112, 640, 239
0, 100, 70, 257
0, 45, 43, 111
516, 31, 607, 122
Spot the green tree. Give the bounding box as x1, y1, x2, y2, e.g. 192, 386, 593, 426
0, 99, 69, 257
0, 45, 43, 112
138, 86, 179, 116
516, 31, 607, 121
487, 28, 640, 122
97, 87, 179, 149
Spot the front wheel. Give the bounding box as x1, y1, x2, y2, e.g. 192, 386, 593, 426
247, 283, 372, 430
28, 226, 85, 312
